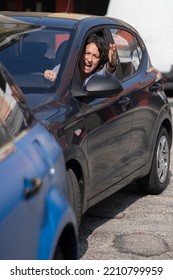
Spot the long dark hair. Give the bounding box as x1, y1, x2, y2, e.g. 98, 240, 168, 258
83, 34, 108, 71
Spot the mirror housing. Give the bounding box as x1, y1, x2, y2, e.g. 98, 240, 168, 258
85, 75, 123, 97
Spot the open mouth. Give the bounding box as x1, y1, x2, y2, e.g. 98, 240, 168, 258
84, 62, 92, 70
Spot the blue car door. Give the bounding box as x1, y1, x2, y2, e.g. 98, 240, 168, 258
0, 125, 60, 259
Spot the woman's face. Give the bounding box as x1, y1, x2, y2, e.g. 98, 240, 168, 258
80, 42, 100, 75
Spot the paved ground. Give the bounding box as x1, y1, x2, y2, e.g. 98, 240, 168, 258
78, 98, 173, 260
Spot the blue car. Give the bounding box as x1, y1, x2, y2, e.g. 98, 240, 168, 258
0, 63, 78, 260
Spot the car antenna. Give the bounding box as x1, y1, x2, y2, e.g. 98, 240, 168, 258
65, 0, 71, 13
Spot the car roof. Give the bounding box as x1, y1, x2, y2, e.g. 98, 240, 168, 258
0, 13, 34, 27
0, 11, 136, 32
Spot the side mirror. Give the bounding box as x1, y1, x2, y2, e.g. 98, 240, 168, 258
85, 75, 123, 97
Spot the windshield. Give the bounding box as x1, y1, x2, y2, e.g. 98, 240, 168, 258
0, 26, 71, 96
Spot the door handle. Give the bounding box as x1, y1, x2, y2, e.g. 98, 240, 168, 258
24, 177, 42, 199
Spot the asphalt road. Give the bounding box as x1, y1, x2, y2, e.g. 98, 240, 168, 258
78, 97, 173, 260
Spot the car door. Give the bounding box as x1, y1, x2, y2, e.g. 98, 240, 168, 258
110, 27, 156, 176
81, 26, 150, 199
73, 28, 133, 199
0, 65, 60, 259
83, 89, 132, 198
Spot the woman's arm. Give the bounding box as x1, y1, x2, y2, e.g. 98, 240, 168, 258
44, 64, 60, 82
106, 43, 118, 73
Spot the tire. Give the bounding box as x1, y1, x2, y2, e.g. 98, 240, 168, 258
138, 126, 170, 194
67, 168, 81, 228
54, 245, 64, 260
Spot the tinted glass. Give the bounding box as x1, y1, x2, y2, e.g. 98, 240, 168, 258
0, 27, 71, 95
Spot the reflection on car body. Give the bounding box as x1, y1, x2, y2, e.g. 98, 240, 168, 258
0, 62, 78, 260
0, 12, 172, 228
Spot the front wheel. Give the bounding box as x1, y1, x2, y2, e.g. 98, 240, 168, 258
138, 127, 170, 194
67, 168, 81, 228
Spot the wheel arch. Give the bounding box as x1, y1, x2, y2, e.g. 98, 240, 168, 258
64, 145, 90, 214
141, 115, 172, 179
150, 114, 172, 160
161, 118, 172, 147
137, 124, 171, 194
